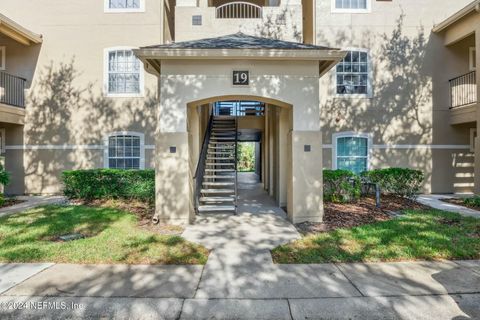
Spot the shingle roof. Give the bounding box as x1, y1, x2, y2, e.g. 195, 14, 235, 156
141, 32, 335, 50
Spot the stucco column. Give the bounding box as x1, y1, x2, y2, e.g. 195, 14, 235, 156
475, 28, 480, 194
287, 130, 324, 223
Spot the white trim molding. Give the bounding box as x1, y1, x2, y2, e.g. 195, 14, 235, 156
0, 46, 5, 71
104, 0, 145, 13
323, 143, 470, 150
470, 47, 476, 71
331, 0, 372, 14
104, 131, 145, 169
332, 131, 373, 171
103, 46, 145, 98
334, 47, 373, 99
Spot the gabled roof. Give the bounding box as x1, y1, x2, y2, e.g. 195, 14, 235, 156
0, 13, 42, 45
141, 32, 336, 51
433, 0, 480, 33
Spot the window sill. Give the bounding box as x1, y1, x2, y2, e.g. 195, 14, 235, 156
105, 93, 145, 98
331, 9, 371, 14
334, 94, 373, 99
104, 8, 145, 13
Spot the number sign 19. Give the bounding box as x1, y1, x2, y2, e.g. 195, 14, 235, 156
233, 71, 249, 86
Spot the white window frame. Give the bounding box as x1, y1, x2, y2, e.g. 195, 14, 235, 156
103, 46, 145, 98
332, 131, 372, 172
469, 47, 476, 71
331, 0, 371, 14
0, 128, 5, 154
104, 131, 145, 169
104, 0, 145, 13
334, 47, 373, 99
0, 47, 5, 71
470, 128, 477, 153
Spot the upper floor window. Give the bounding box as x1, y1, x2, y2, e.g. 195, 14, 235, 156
104, 132, 145, 169
336, 49, 371, 97
104, 0, 145, 13
0, 47, 5, 71
470, 47, 476, 71
333, 133, 371, 174
104, 47, 144, 97
332, 0, 371, 13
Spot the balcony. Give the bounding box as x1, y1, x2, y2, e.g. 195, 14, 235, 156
0, 72, 26, 125
449, 71, 478, 125
175, 1, 303, 42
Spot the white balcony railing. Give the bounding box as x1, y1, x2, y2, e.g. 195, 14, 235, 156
216, 2, 262, 19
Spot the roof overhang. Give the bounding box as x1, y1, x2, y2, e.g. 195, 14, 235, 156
0, 13, 42, 46
133, 47, 347, 77
433, 0, 480, 33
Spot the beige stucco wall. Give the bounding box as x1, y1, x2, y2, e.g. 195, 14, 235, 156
0, 0, 162, 194
316, 0, 475, 193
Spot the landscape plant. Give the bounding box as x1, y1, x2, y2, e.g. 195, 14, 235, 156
323, 169, 360, 203
0, 163, 11, 206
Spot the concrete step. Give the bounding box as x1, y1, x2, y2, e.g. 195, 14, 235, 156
205, 169, 235, 172
207, 152, 234, 155
198, 205, 236, 212
199, 197, 235, 202
212, 128, 236, 131
206, 163, 235, 166
203, 182, 235, 186
201, 189, 235, 194
203, 175, 235, 179
207, 157, 235, 160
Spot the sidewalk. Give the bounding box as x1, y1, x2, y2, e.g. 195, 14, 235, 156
0, 195, 66, 218
417, 194, 480, 218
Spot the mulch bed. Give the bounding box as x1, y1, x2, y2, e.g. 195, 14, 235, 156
296, 195, 429, 235
0, 198, 25, 209
440, 198, 480, 211
71, 199, 184, 236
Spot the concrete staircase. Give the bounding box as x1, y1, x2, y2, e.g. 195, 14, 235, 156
198, 116, 238, 213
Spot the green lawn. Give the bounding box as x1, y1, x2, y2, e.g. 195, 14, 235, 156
0, 205, 209, 265
272, 210, 480, 264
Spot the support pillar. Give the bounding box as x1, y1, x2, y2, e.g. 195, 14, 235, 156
475, 28, 480, 194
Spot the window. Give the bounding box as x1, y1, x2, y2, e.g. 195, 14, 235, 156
0, 128, 5, 154
104, 132, 145, 169
104, 48, 144, 97
0, 47, 5, 71
104, 0, 145, 12
332, 0, 371, 13
192, 15, 202, 26
333, 133, 370, 174
470, 47, 476, 71
336, 49, 371, 96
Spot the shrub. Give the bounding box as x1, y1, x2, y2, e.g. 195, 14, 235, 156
323, 170, 361, 203
463, 196, 480, 208
62, 169, 155, 203
0, 163, 10, 188
362, 168, 424, 199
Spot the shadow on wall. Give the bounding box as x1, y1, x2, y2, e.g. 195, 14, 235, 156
17, 60, 158, 194
255, 8, 302, 42
319, 14, 468, 193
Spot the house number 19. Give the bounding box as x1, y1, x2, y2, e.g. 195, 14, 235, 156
233, 71, 249, 86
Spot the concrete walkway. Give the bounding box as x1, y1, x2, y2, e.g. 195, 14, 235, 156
0, 195, 66, 218
417, 194, 480, 218
1, 175, 480, 319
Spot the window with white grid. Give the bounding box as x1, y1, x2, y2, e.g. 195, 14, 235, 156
105, 48, 143, 96
336, 50, 370, 96
107, 135, 142, 169
334, 135, 370, 174
104, 0, 145, 12
332, 0, 371, 13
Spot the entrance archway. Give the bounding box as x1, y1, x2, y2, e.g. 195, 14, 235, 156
186, 96, 293, 218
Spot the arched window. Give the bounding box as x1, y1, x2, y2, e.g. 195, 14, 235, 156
333, 132, 371, 174
104, 132, 145, 169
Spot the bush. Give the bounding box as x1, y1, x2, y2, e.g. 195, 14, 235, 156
62, 169, 155, 203
463, 196, 480, 208
0, 163, 10, 188
362, 168, 424, 199
323, 170, 361, 203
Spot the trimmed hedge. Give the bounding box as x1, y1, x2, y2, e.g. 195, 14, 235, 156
362, 168, 424, 199
323, 170, 361, 203
0, 163, 10, 189
62, 169, 155, 203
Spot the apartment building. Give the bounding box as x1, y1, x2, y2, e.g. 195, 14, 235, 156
0, 0, 477, 224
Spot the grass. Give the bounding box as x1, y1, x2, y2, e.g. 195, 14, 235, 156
0, 205, 209, 265
272, 209, 480, 264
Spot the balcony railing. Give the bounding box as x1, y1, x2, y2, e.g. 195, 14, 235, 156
0, 72, 26, 108
449, 71, 477, 109
216, 2, 262, 19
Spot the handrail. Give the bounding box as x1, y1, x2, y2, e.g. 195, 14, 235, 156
449, 70, 477, 109
216, 2, 262, 19
0, 71, 26, 108
194, 108, 214, 213
234, 114, 239, 214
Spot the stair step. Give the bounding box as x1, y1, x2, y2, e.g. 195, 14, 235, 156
205, 169, 235, 172
201, 189, 235, 194
203, 175, 235, 179
200, 197, 235, 202
212, 128, 236, 131
209, 142, 235, 145
206, 163, 235, 166
207, 157, 235, 160
203, 182, 235, 186
198, 205, 236, 212
208, 152, 234, 155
